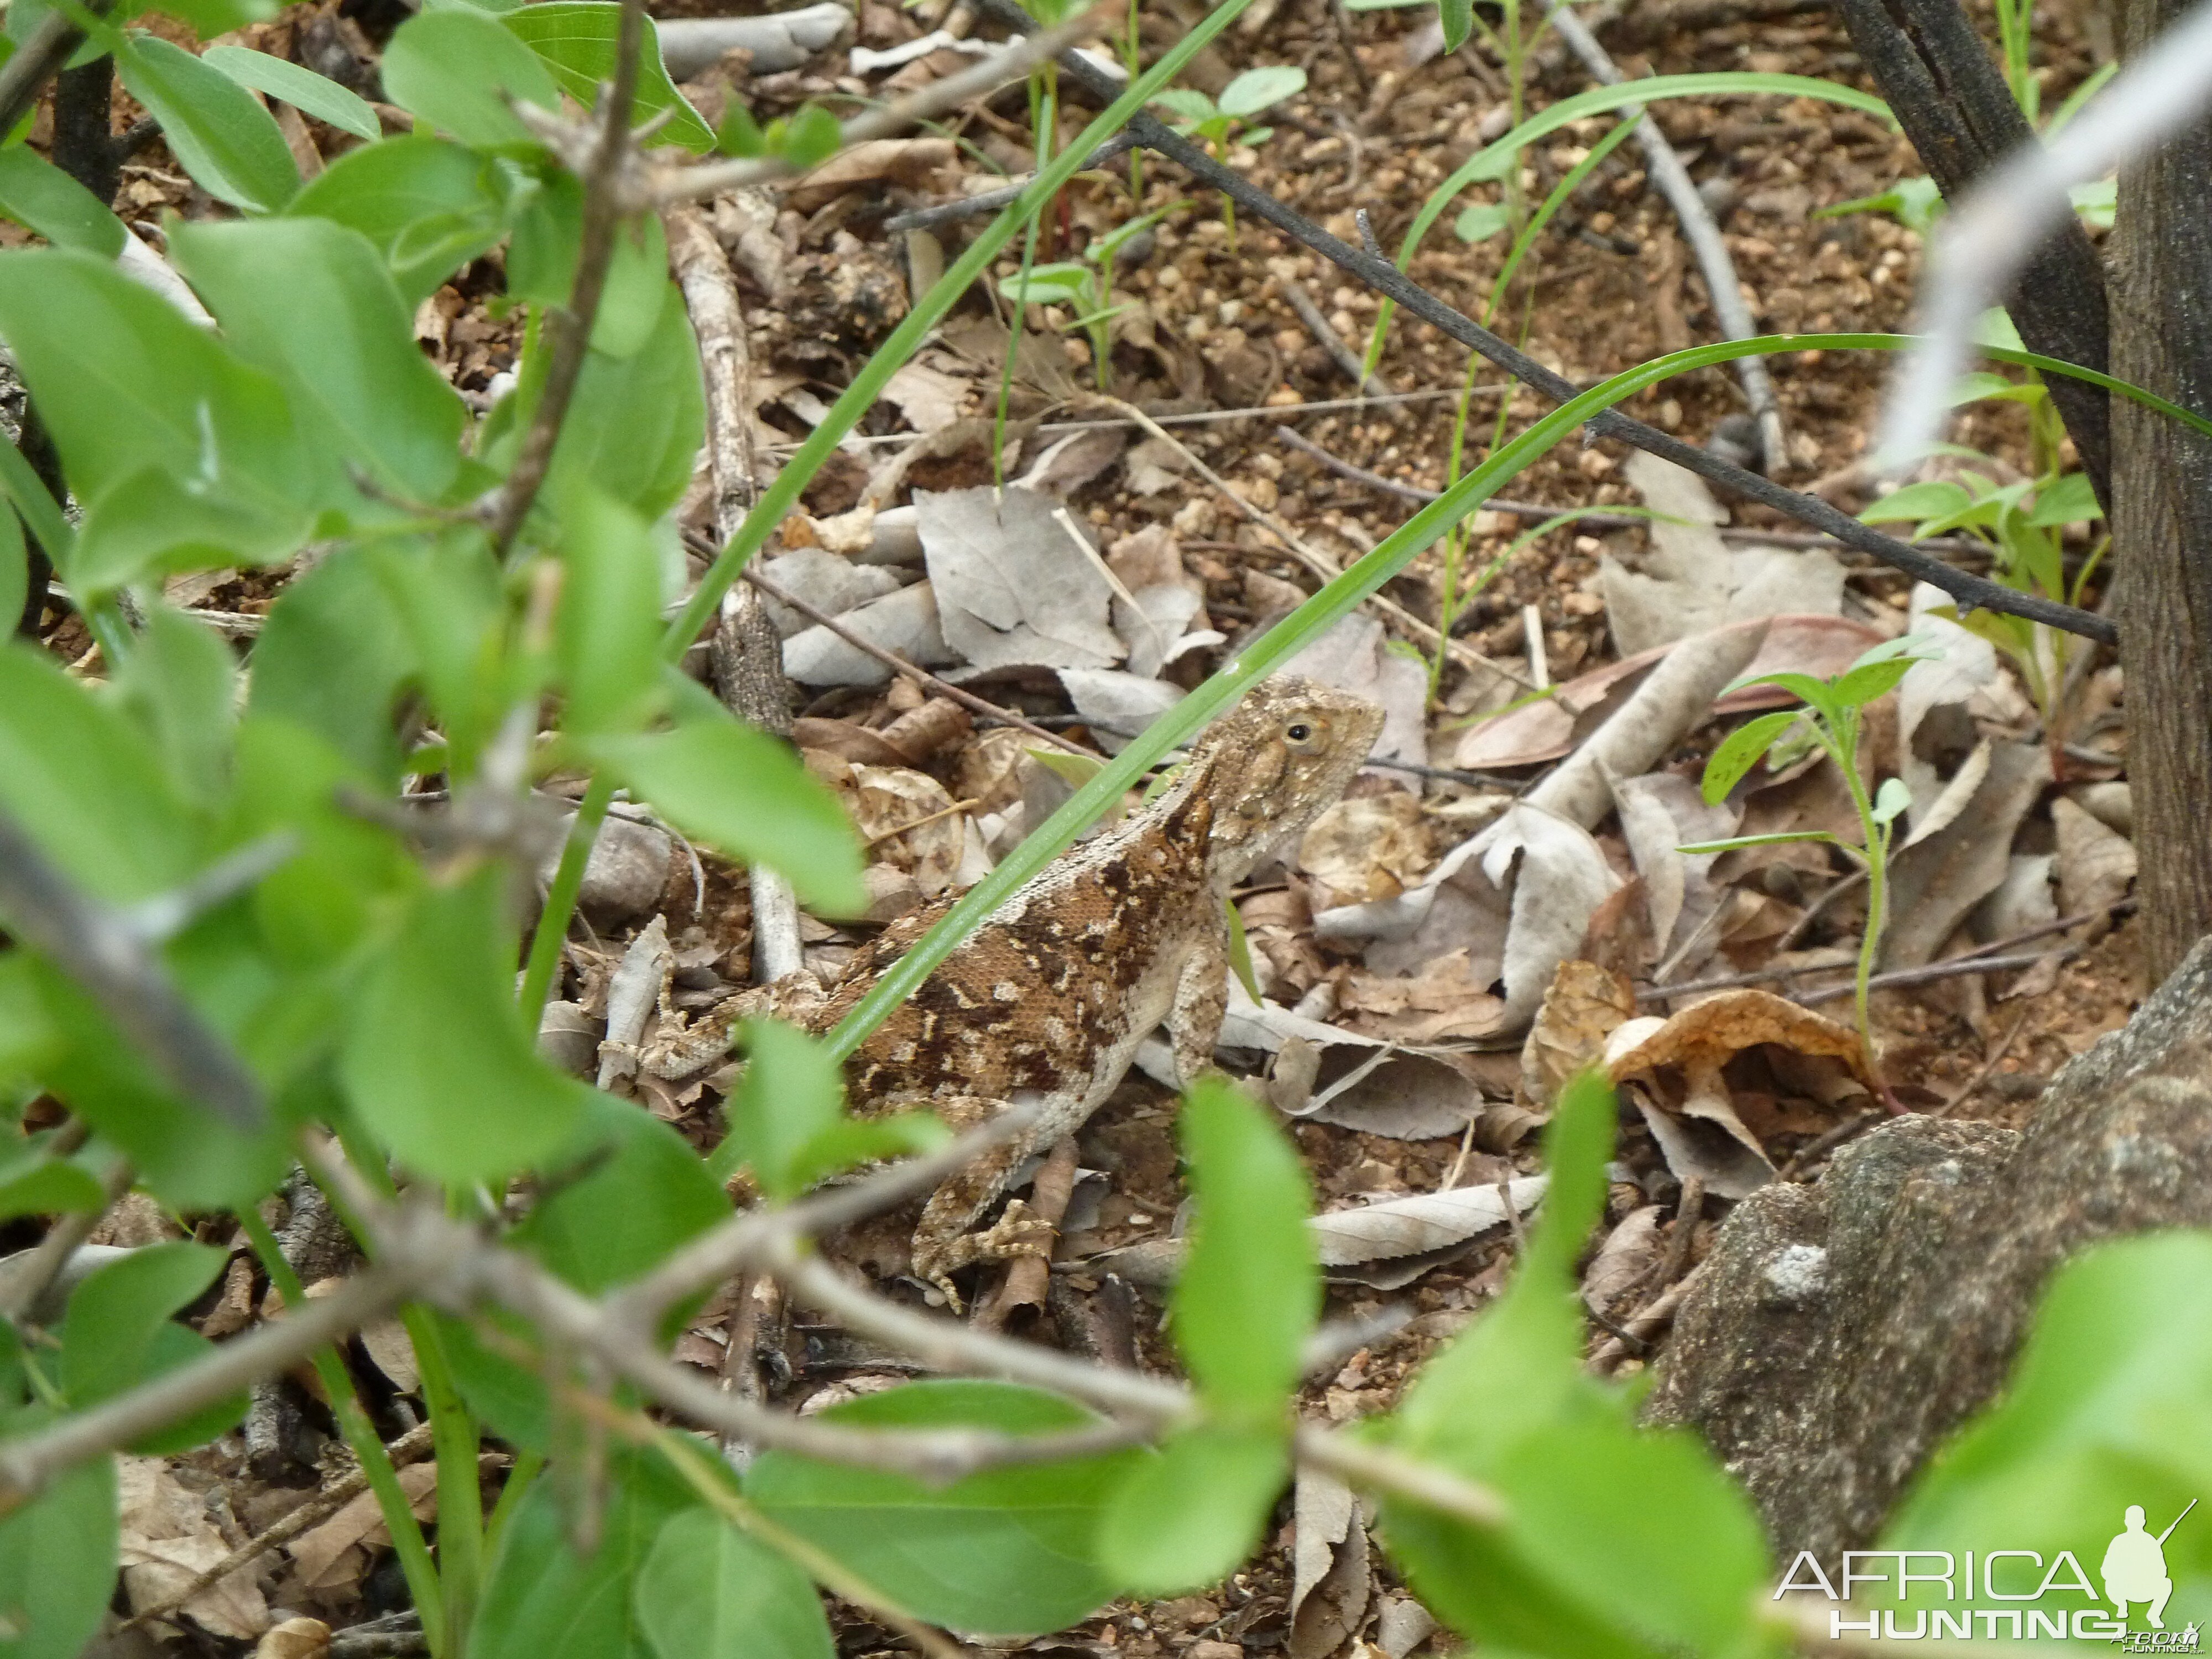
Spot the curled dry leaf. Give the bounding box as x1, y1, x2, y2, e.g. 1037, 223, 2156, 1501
1310, 1175, 1551, 1267
1336, 950, 1506, 1043
289, 1464, 440, 1598
1300, 792, 1434, 905
840, 761, 969, 896
1604, 989, 1875, 1198
1288, 1466, 1373, 1659
2052, 795, 2138, 916
1520, 959, 1636, 1109
119, 1457, 273, 1640
1884, 740, 2052, 968
254, 1618, 332, 1659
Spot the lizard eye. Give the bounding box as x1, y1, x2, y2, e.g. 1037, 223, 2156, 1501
1285, 721, 1316, 744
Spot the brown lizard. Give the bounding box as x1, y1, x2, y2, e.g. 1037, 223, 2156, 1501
643, 675, 1385, 1305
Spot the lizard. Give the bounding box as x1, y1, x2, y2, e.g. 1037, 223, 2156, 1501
641, 675, 1386, 1307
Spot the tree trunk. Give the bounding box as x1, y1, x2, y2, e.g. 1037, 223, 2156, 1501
2110, 0, 2212, 980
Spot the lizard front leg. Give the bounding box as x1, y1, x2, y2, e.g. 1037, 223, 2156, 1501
1165, 923, 1230, 1087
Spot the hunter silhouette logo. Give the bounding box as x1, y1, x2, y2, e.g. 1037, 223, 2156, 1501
2105, 1503, 2191, 1628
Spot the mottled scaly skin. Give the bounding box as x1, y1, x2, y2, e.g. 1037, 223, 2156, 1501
645, 676, 1385, 1301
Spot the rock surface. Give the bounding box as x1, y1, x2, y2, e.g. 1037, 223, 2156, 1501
1647, 937, 2212, 1560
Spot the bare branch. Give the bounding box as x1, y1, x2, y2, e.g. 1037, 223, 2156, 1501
652, 6, 1118, 206
0, 801, 268, 1135
485, 0, 651, 556
0, 1262, 422, 1513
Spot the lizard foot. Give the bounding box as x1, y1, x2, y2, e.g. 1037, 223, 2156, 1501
916, 1199, 1058, 1314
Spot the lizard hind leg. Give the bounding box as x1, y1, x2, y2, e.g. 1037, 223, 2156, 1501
906, 1105, 1058, 1313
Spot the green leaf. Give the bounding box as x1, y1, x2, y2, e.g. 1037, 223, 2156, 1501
541, 294, 706, 518
714, 102, 768, 158
0, 146, 124, 257
1173, 1079, 1316, 1422
286, 137, 510, 309
137, 0, 280, 41
1024, 745, 1107, 792
1885, 1233, 2212, 1627
2028, 469, 2103, 526
1223, 897, 1262, 1006
61, 1241, 227, 1404
1871, 775, 1911, 827
509, 1090, 726, 1296
340, 867, 587, 1183
747, 1380, 1136, 1636
716, 1016, 842, 1198
502, 3, 715, 152
1829, 656, 1914, 709
1698, 709, 1799, 805
115, 604, 238, 811
1437, 0, 1473, 50
0, 643, 197, 903
0, 1145, 103, 1222
171, 218, 468, 502
588, 713, 865, 915
556, 488, 669, 737
1731, 670, 1843, 729
1149, 88, 1219, 124
116, 36, 300, 215
0, 249, 316, 525
635, 1509, 836, 1659
780, 105, 841, 171
74, 467, 314, 601
1677, 830, 1846, 857
0, 1456, 116, 1659
0, 953, 63, 1089
0, 501, 22, 635
1861, 478, 1974, 526
381, 8, 564, 148
1217, 65, 1306, 118
1095, 1425, 1288, 1594
506, 175, 671, 356
474, 1447, 695, 1659
1454, 200, 1512, 243
247, 549, 417, 784
998, 263, 1092, 305
202, 45, 382, 142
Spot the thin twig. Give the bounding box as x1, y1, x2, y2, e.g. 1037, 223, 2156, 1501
1546, 0, 1787, 472
486, 0, 650, 556
972, 0, 2114, 647
883, 132, 1138, 232
114, 1423, 440, 1635
1797, 946, 2079, 1006
0, 1262, 423, 1512
0, 802, 267, 1134
1936, 1005, 2035, 1116
654, 6, 1117, 205
1282, 280, 1390, 398
722, 549, 1095, 757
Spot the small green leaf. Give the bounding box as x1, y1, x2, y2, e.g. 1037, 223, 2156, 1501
340, 868, 587, 1183
1698, 708, 1799, 804
781, 105, 843, 171
247, 548, 417, 784
636, 1509, 835, 1659
1223, 898, 1263, 1006
747, 1380, 1135, 1636
715, 102, 768, 158
114, 605, 238, 812
0, 146, 124, 257
1173, 1079, 1316, 1422
0, 500, 23, 634
1871, 775, 1912, 827
1217, 65, 1306, 118
1829, 656, 1914, 709
588, 711, 865, 915
1095, 1425, 1288, 1594
380, 8, 564, 148
1025, 745, 1107, 791
502, 3, 715, 152
286, 137, 509, 309
1149, 88, 1218, 124
1677, 830, 1846, 857
1454, 200, 1512, 242
62, 1243, 244, 1449
116, 36, 300, 215
555, 487, 668, 738
2028, 470, 2102, 526
0, 1145, 103, 1223
713, 1016, 843, 1198
202, 45, 382, 142
541, 295, 706, 518
1860, 479, 1974, 526
1436, 0, 1473, 49
171, 217, 468, 502
74, 468, 314, 601
0, 1456, 116, 1659
510, 1091, 726, 1296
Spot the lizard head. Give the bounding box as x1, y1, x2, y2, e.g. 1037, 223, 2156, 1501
1191, 676, 1386, 884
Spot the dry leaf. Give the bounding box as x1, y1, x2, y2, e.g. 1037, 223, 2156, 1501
917, 486, 1124, 671
1288, 1468, 1371, 1659
1337, 951, 1507, 1042
1583, 1204, 1664, 1314
783, 582, 955, 686
289, 1464, 439, 1594
842, 765, 968, 896
255, 1618, 332, 1659
1520, 959, 1636, 1109
1310, 1176, 1550, 1266
2052, 795, 2137, 915
119, 1457, 271, 1640
1884, 741, 2052, 967
1300, 793, 1433, 905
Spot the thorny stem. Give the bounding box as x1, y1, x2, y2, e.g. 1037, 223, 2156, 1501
484, 0, 648, 558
